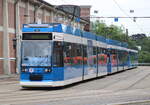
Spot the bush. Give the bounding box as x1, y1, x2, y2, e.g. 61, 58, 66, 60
138, 51, 150, 63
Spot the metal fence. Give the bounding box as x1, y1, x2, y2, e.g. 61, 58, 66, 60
138, 63, 150, 66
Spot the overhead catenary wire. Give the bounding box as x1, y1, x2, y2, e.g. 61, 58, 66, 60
83, 16, 150, 18
112, 0, 132, 18
112, 0, 145, 33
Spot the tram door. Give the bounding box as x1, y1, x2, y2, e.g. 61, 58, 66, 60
63, 42, 83, 81
84, 40, 97, 79
110, 50, 118, 73
97, 48, 108, 76
118, 51, 124, 71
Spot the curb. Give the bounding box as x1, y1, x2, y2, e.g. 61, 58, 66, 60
107, 99, 150, 105
0, 74, 19, 80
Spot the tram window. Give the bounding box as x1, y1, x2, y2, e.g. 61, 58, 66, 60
71, 43, 77, 65
118, 51, 125, 65
76, 44, 82, 65
93, 47, 97, 64
83, 45, 87, 57
98, 48, 107, 65
102, 48, 106, 54
64, 42, 72, 66
130, 53, 135, 64
97, 47, 101, 54
110, 50, 117, 65
87, 44, 94, 66
52, 41, 63, 67
123, 51, 128, 63
83, 45, 87, 65
118, 51, 128, 65
76, 44, 82, 56
93, 47, 97, 55
64, 42, 83, 66
71, 43, 82, 65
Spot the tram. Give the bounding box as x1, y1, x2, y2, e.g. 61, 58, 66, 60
20, 23, 138, 87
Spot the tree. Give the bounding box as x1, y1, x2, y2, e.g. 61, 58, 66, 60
138, 51, 150, 63
92, 20, 150, 63
91, 20, 107, 36
133, 36, 150, 63
92, 20, 128, 42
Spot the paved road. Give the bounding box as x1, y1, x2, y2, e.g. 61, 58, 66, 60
0, 66, 150, 105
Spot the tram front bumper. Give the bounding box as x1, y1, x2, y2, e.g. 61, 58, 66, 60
20, 81, 64, 87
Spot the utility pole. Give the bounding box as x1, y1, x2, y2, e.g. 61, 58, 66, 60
3, 0, 10, 74
126, 29, 129, 42
15, 0, 21, 74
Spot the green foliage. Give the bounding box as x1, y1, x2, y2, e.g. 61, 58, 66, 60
91, 20, 107, 36
135, 37, 150, 63
92, 20, 128, 42
138, 51, 150, 63
127, 39, 138, 50
92, 20, 150, 63
135, 37, 150, 51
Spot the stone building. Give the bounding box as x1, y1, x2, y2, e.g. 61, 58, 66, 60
80, 5, 91, 21
80, 5, 91, 31
0, 0, 90, 75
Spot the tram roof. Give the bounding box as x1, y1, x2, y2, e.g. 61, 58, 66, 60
22, 23, 134, 50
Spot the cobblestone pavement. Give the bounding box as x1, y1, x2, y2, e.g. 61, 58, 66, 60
0, 66, 150, 105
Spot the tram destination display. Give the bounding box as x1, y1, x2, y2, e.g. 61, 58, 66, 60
22, 33, 52, 40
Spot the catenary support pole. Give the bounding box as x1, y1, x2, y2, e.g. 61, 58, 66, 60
3, 0, 11, 74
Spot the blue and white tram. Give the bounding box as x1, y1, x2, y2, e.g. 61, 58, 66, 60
20, 23, 138, 87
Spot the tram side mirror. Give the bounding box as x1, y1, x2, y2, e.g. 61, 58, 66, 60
12, 38, 17, 49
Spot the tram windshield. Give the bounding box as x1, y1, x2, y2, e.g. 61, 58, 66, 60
21, 41, 52, 66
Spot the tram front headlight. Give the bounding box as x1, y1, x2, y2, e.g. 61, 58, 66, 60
29, 68, 34, 73
45, 68, 52, 73
22, 68, 28, 72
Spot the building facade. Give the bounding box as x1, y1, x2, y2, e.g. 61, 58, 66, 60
0, 0, 90, 75
80, 5, 91, 31
80, 5, 91, 21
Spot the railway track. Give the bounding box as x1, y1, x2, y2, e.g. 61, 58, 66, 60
0, 66, 150, 105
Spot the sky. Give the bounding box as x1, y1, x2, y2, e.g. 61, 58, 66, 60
44, 0, 150, 36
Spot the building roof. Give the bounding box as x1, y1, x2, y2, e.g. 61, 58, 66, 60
33, 0, 90, 23
79, 5, 92, 8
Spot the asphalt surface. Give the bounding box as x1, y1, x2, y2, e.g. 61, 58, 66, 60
0, 66, 150, 105
120, 101, 150, 105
